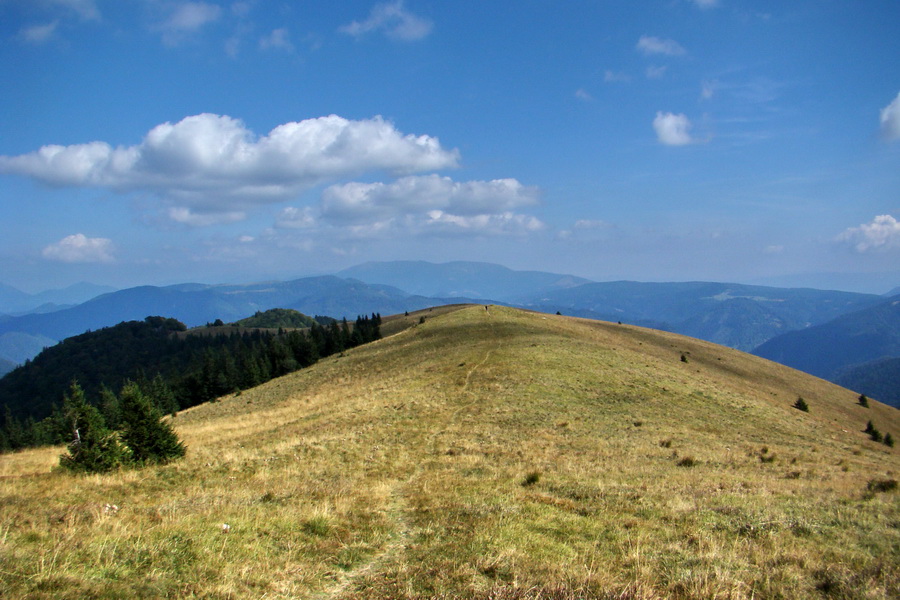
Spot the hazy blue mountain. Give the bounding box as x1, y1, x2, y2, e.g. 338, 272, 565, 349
834, 357, 900, 408
0, 282, 116, 315
752, 295, 900, 381
338, 261, 591, 302
0, 276, 481, 355
0, 284, 30, 314
0, 332, 57, 366
521, 281, 881, 351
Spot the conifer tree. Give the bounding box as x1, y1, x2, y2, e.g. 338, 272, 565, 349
59, 382, 130, 473
118, 381, 186, 465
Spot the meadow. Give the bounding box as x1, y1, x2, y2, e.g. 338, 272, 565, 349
1, 305, 897, 599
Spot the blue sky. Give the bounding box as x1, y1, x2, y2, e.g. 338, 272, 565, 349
1, 0, 899, 294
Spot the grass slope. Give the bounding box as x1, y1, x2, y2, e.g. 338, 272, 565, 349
1, 306, 898, 599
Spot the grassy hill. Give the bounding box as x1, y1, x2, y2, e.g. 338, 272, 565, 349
1, 306, 897, 599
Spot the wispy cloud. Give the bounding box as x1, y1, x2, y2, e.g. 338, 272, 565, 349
259, 28, 294, 52
155, 2, 221, 47
44, 0, 100, 21
880, 92, 900, 141
339, 0, 432, 42
0, 113, 460, 225
19, 21, 59, 44
646, 65, 667, 79
575, 89, 593, 102
636, 35, 686, 56
837, 215, 900, 252
690, 0, 719, 9
42, 233, 114, 263
603, 70, 630, 83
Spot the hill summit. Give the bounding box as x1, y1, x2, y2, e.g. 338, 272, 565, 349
1, 306, 897, 599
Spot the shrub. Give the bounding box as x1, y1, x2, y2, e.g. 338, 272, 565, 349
521, 471, 542, 486
866, 478, 897, 494
884, 432, 894, 448
793, 397, 809, 412
858, 394, 869, 408
676, 456, 696, 467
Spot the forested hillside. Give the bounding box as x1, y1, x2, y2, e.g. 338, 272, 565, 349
0, 312, 382, 451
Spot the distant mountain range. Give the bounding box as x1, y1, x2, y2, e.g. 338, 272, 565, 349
752, 295, 900, 380
1, 261, 898, 407
338, 260, 591, 302
0, 282, 116, 315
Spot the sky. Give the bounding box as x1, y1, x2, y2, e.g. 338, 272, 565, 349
1, 0, 899, 294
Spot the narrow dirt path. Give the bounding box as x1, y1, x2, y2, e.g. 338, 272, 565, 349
318, 310, 500, 599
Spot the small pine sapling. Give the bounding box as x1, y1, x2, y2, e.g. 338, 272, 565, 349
858, 394, 869, 408
793, 396, 809, 412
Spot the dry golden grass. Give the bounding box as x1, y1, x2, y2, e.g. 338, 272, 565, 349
1, 305, 898, 599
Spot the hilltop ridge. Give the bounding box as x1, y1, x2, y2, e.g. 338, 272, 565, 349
0, 306, 897, 599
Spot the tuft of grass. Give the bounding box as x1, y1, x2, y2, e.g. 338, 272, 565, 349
676, 455, 697, 467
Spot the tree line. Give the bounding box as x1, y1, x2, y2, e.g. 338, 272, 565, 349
0, 312, 381, 452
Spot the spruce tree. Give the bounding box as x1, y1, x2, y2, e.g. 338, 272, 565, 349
118, 381, 186, 465
59, 382, 130, 473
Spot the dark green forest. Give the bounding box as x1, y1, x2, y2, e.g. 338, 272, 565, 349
0, 311, 381, 452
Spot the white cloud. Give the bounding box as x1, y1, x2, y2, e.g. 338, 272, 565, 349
320, 175, 539, 224
420, 211, 544, 236
276, 206, 316, 229
156, 2, 221, 46
837, 215, 900, 252
168, 207, 246, 227
653, 112, 694, 146
42, 234, 114, 263
20, 21, 59, 44
0, 113, 460, 224
636, 35, 686, 56
880, 92, 900, 141
339, 0, 432, 41
691, 0, 719, 8
700, 80, 716, 100
260, 28, 294, 52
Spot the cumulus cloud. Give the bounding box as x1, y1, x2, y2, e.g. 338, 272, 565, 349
420, 211, 544, 236
42, 233, 114, 263
260, 28, 294, 52
636, 35, 686, 56
837, 215, 900, 252
156, 2, 221, 46
880, 92, 900, 141
0, 113, 460, 224
320, 175, 539, 224
19, 21, 59, 44
339, 0, 432, 41
653, 112, 695, 146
